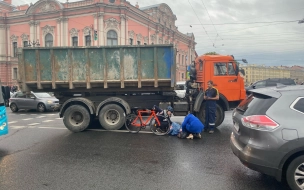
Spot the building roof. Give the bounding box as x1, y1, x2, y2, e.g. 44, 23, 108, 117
139, 4, 162, 10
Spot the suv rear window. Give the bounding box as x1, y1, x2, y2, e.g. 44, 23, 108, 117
236, 93, 277, 116
292, 98, 304, 114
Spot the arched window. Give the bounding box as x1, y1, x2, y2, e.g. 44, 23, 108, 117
107, 30, 118, 46
45, 33, 53, 47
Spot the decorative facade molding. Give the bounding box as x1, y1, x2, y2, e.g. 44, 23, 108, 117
42, 25, 55, 36
150, 34, 156, 44
29, 21, 40, 26
159, 37, 163, 44
70, 28, 79, 37
93, 12, 104, 18
136, 33, 142, 42
39, 2, 56, 13
120, 14, 126, 20
21, 33, 29, 41
128, 30, 135, 39
57, 17, 68, 23
10, 34, 19, 42
83, 26, 92, 36
104, 18, 120, 29
144, 36, 148, 44
164, 40, 169, 44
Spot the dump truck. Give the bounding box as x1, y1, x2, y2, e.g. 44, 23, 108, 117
17, 45, 246, 132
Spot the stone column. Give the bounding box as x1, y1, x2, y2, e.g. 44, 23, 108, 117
0, 25, 7, 61
96, 13, 104, 46
120, 14, 126, 45
29, 21, 35, 43
155, 30, 159, 45
56, 19, 61, 46
63, 18, 69, 46
35, 21, 40, 45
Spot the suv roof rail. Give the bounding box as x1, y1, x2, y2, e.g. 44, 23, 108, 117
276, 83, 287, 89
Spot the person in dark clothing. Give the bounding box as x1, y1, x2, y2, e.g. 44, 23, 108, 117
152, 105, 173, 133
204, 80, 219, 134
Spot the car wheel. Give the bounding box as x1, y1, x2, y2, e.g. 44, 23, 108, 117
37, 103, 46, 113
63, 105, 91, 132
10, 103, 18, 112
98, 104, 125, 130
286, 155, 304, 190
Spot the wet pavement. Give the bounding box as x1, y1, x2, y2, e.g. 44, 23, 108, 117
0, 109, 291, 190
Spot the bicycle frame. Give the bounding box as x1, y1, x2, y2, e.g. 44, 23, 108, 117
131, 110, 161, 127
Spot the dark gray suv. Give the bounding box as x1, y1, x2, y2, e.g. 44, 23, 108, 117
230, 85, 304, 190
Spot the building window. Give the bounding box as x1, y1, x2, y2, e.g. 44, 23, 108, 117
45, 33, 53, 47
182, 73, 184, 79
23, 41, 28, 47
137, 41, 141, 45
13, 42, 17, 57
144, 43, 147, 45
182, 55, 184, 65
85, 35, 91, 46
179, 54, 180, 64
72, 37, 78, 47
107, 30, 118, 46
13, 68, 18, 79
129, 38, 133, 45
109, 0, 115, 3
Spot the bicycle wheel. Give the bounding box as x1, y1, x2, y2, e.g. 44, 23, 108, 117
125, 114, 141, 133
150, 115, 170, 136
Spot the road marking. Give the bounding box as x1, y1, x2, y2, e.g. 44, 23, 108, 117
30, 114, 37, 115
47, 114, 56, 116
38, 127, 66, 130
36, 116, 46, 118
10, 126, 25, 129
23, 118, 33, 121
42, 120, 53, 123
28, 123, 40, 126
56, 118, 62, 120
20, 114, 26, 115
88, 129, 153, 134
8, 121, 18, 124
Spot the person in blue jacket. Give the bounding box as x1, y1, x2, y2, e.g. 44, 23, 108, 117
181, 113, 204, 139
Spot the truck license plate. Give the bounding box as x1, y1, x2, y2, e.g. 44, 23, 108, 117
234, 122, 239, 132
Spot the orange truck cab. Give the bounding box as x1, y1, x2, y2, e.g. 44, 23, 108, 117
189, 55, 246, 127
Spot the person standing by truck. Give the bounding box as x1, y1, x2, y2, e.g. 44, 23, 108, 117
204, 80, 219, 134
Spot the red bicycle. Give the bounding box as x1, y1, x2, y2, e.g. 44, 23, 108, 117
125, 108, 170, 135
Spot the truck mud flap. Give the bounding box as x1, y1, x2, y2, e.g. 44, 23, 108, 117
193, 91, 204, 112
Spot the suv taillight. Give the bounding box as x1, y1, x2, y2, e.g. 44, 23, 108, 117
241, 115, 279, 131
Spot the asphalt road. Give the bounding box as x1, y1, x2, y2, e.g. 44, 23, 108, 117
0, 108, 291, 190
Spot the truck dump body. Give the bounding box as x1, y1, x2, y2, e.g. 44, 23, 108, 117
18, 45, 175, 92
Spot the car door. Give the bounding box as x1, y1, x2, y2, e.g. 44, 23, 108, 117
24, 94, 37, 109
13, 92, 26, 108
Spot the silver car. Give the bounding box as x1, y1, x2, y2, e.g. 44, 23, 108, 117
9, 92, 60, 113
230, 85, 304, 190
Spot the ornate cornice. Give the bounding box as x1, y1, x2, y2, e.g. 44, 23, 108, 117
21, 33, 29, 41
70, 28, 79, 37
83, 26, 91, 36
93, 12, 104, 18
128, 30, 135, 39
10, 34, 19, 42
42, 25, 55, 35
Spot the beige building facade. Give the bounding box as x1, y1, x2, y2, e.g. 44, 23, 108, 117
240, 64, 292, 85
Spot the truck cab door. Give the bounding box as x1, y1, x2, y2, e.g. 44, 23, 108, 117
212, 62, 241, 101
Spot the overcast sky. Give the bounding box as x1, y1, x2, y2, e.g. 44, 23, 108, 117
16, 0, 304, 66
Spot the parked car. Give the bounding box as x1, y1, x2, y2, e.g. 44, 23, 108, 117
246, 78, 296, 95
230, 85, 304, 190
9, 92, 60, 112
175, 81, 186, 99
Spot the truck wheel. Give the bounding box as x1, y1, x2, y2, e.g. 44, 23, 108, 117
99, 104, 125, 130
63, 105, 91, 132
286, 155, 304, 190
197, 103, 225, 128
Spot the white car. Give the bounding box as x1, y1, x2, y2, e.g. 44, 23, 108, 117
175, 81, 186, 99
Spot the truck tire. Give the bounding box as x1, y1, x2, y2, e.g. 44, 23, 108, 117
286, 155, 304, 190
98, 104, 125, 130
197, 102, 225, 128
63, 105, 91, 132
